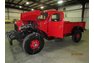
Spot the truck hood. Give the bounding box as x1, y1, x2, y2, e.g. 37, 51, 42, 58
21, 10, 41, 21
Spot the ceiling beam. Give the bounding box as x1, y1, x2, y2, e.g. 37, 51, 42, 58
6, 0, 89, 11
5, 2, 39, 11
27, 2, 35, 7
6, 2, 31, 8
5, 5, 30, 11
28, 0, 58, 9
77, 0, 89, 5
21, 2, 26, 7
17, 0, 23, 4
57, 0, 79, 8
7, 0, 10, 2
11, 0, 15, 3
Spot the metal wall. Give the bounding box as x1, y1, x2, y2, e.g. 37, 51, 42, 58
59, 3, 89, 29
5, 8, 27, 20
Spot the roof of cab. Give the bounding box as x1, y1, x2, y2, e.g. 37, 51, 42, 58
44, 9, 64, 14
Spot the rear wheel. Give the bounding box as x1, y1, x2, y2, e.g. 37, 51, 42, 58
72, 30, 82, 43
23, 33, 44, 54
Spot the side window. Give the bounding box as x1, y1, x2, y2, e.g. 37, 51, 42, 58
51, 13, 60, 22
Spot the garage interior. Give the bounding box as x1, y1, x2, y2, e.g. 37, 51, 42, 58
5, 0, 89, 63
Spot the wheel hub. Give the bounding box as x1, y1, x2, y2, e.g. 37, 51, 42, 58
30, 40, 40, 49
76, 34, 80, 38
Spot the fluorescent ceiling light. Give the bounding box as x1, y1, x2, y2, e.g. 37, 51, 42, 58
40, 6, 44, 9
31, 9, 34, 11
58, 0, 63, 4
26, 2, 30, 5
19, 6, 22, 8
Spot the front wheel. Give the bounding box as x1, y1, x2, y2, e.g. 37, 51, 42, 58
23, 33, 44, 54
72, 30, 82, 43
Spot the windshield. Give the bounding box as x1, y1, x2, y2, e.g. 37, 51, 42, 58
38, 12, 48, 20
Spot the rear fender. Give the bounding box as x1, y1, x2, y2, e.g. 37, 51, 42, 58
72, 26, 84, 34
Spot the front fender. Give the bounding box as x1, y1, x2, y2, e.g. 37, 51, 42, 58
15, 20, 23, 31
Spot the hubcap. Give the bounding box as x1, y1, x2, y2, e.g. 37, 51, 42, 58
30, 40, 40, 49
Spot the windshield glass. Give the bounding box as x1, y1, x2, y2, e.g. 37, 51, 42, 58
38, 12, 48, 20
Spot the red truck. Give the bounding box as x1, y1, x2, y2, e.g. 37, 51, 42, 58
7, 10, 85, 54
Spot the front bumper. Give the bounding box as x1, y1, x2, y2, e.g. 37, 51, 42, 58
6, 30, 22, 45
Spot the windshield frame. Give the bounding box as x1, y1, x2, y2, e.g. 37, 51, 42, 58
37, 12, 48, 20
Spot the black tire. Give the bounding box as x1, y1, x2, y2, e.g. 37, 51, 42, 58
46, 37, 54, 40
72, 30, 82, 43
23, 32, 44, 54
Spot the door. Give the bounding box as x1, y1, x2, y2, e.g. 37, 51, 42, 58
37, 12, 48, 34
48, 13, 64, 38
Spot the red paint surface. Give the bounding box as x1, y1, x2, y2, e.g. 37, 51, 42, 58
21, 10, 41, 21
63, 21, 85, 35
15, 20, 23, 31
15, 10, 86, 38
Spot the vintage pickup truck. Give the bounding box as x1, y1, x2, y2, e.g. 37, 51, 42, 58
7, 10, 85, 54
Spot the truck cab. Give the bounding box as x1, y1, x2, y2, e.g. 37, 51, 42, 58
37, 10, 64, 38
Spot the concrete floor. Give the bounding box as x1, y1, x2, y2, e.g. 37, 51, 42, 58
5, 24, 89, 63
